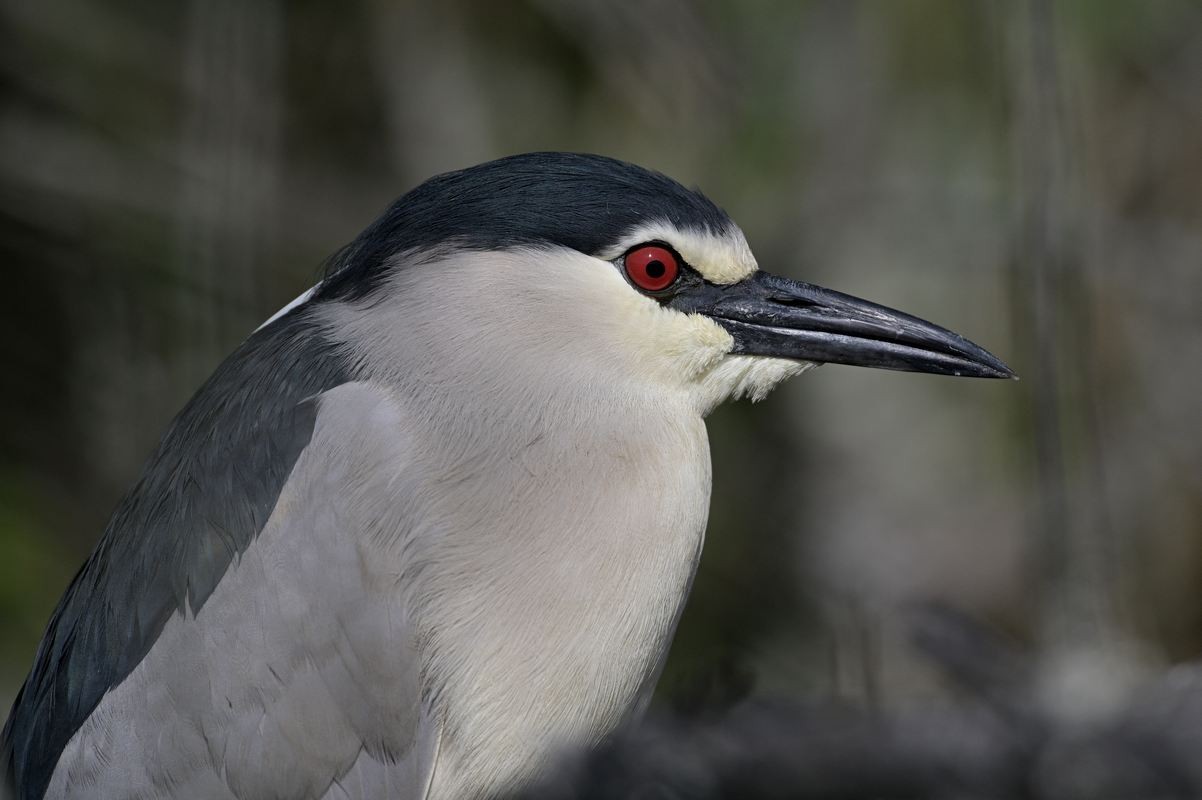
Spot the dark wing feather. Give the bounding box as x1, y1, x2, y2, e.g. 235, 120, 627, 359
1, 307, 350, 800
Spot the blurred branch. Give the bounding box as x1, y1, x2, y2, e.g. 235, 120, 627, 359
1006, 0, 1136, 681
517, 607, 1200, 800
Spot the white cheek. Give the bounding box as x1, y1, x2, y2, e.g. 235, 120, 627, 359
635, 306, 734, 379
614, 299, 813, 414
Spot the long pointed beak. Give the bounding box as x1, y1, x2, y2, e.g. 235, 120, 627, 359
668, 271, 1015, 379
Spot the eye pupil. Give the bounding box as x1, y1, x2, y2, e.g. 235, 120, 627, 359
646, 261, 665, 278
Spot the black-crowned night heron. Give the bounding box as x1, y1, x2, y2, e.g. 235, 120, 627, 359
2, 153, 1012, 800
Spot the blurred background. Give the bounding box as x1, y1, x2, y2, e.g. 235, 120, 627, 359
3, 0, 1202, 741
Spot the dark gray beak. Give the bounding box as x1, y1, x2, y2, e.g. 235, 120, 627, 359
669, 271, 1015, 379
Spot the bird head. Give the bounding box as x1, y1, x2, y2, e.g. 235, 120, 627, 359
312, 153, 1012, 415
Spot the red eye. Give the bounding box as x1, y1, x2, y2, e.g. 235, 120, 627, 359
623, 245, 680, 293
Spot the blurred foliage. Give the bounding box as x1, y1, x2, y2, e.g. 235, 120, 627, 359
0, 475, 71, 693
3, 0, 1202, 730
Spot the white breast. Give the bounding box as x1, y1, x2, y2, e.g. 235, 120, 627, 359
414, 395, 712, 798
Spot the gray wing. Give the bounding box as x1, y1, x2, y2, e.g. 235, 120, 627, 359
1, 308, 355, 800
41, 379, 436, 798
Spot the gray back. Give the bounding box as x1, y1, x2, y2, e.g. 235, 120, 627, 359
1, 308, 350, 800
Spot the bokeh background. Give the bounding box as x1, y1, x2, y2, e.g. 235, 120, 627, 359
3, 0, 1202, 738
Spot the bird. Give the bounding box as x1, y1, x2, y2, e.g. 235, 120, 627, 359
2, 152, 1013, 800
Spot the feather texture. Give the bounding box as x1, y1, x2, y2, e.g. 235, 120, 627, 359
2, 308, 349, 800
39, 383, 438, 799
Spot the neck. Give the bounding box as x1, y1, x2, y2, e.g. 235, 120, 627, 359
421, 384, 712, 798
318, 291, 713, 797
